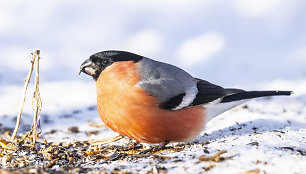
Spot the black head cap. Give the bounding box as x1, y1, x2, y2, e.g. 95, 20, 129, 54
79, 50, 143, 80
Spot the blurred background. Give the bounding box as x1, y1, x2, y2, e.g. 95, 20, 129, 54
0, 0, 305, 89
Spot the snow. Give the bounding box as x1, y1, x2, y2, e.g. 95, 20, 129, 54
0, 0, 306, 173
0, 80, 305, 174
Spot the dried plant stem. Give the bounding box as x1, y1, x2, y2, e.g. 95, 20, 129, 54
31, 49, 42, 145
90, 135, 124, 145
199, 150, 227, 162
11, 53, 36, 141
11, 49, 42, 143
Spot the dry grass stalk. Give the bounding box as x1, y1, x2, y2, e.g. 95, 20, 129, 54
11, 52, 36, 141
88, 123, 106, 128
199, 150, 227, 162
239, 169, 260, 174
44, 157, 59, 168
89, 135, 124, 145
0, 138, 18, 151
31, 49, 42, 145
10, 49, 42, 145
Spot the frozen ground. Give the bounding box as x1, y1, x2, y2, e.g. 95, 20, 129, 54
0, 80, 305, 173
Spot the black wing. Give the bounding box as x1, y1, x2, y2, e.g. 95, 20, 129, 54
160, 78, 243, 110
190, 79, 244, 106
160, 78, 292, 110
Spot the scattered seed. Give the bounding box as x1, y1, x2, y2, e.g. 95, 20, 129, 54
109, 150, 120, 161
5, 154, 13, 162
68, 126, 79, 134
44, 157, 59, 168
204, 164, 216, 171
247, 142, 259, 146
199, 150, 227, 162
87, 130, 99, 136
238, 169, 260, 174
68, 157, 74, 164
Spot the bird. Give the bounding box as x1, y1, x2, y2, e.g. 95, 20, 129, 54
79, 50, 292, 147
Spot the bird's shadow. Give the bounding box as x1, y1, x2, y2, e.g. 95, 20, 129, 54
196, 118, 306, 143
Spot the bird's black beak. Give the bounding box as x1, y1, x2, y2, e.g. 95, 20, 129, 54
79, 59, 95, 75
79, 58, 102, 80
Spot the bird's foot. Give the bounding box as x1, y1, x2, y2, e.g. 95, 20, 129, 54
139, 140, 170, 154
116, 140, 141, 151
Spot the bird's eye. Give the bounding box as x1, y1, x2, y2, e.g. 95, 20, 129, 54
102, 59, 111, 65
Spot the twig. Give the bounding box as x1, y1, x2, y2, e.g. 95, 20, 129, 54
11, 49, 42, 145
44, 158, 59, 168
31, 49, 42, 145
0, 138, 18, 151
199, 150, 227, 162
238, 169, 260, 174
88, 123, 106, 128
89, 135, 124, 145
11, 52, 36, 141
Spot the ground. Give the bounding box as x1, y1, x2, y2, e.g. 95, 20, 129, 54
0, 81, 305, 174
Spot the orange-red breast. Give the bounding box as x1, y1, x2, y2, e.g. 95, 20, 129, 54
79, 50, 292, 144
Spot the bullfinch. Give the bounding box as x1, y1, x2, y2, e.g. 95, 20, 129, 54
79, 50, 291, 145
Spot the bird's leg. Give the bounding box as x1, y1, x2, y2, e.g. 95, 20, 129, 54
139, 140, 170, 154
117, 139, 141, 151
126, 140, 141, 150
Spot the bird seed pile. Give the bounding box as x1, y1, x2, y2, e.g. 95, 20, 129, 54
0, 133, 231, 174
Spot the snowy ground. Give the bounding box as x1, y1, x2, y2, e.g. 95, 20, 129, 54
0, 80, 305, 173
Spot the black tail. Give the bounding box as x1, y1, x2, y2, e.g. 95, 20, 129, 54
221, 91, 292, 103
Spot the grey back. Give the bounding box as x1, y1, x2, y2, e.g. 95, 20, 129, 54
137, 58, 198, 106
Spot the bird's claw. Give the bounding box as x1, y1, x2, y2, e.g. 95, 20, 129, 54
138, 140, 170, 155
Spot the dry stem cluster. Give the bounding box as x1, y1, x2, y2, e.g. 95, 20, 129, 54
10, 49, 42, 146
